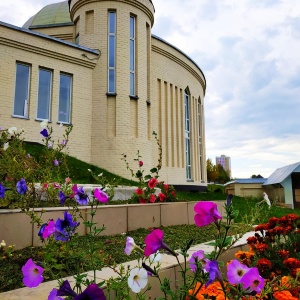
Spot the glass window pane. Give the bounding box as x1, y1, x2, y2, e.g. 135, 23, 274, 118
14, 64, 30, 117
130, 17, 135, 38
130, 72, 135, 95
130, 40, 134, 70
37, 69, 52, 120
58, 74, 71, 123
109, 12, 116, 33
109, 36, 115, 67
109, 69, 115, 93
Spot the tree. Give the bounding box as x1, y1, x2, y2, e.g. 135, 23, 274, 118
216, 164, 230, 183
251, 174, 264, 178
206, 158, 218, 182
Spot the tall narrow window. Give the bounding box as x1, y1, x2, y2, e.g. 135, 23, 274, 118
130, 16, 136, 96
198, 98, 204, 181
37, 68, 52, 120
13, 63, 30, 118
108, 11, 116, 93
58, 73, 72, 123
75, 17, 80, 44
185, 89, 191, 180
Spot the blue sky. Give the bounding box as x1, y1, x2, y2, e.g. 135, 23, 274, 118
1, 0, 300, 178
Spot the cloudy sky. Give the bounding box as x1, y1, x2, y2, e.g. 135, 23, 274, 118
1, 0, 300, 178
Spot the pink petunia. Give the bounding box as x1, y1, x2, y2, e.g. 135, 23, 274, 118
194, 201, 222, 227
94, 188, 109, 204
136, 188, 144, 195
144, 229, 175, 257
139, 160, 143, 167
42, 220, 56, 239
22, 258, 44, 288
158, 193, 166, 202
227, 259, 250, 285
240, 267, 265, 293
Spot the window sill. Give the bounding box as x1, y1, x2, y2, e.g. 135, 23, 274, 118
129, 95, 139, 100
106, 92, 117, 97
186, 179, 194, 182
35, 119, 52, 123
11, 115, 29, 120
57, 122, 72, 126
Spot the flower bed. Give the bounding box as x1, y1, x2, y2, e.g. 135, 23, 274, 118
0, 201, 226, 250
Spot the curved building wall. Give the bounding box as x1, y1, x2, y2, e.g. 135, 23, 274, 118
151, 36, 206, 184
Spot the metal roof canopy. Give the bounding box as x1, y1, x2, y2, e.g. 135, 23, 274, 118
224, 178, 267, 186
263, 162, 300, 186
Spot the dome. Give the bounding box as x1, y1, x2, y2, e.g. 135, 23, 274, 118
23, 1, 72, 29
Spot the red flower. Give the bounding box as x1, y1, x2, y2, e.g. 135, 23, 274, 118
158, 193, 166, 202
139, 197, 148, 204
136, 188, 144, 195
257, 258, 272, 271
149, 194, 156, 203
277, 249, 289, 259
148, 178, 158, 189
139, 160, 143, 167
283, 258, 300, 270
163, 184, 169, 190
247, 236, 257, 245
171, 191, 176, 197
255, 243, 268, 253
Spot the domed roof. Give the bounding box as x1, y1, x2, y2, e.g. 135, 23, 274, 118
23, 1, 72, 29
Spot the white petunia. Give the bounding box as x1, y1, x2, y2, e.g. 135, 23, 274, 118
149, 251, 162, 264
8, 127, 17, 135
127, 267, 148, 293
40, 120, 48, 129
3, 142, 9, 151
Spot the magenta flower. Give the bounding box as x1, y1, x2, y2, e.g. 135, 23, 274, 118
22, 258, 44, 288
149, 194, 156, 203
94, 188, 109, 204
227, 259, 250, 285
194, 201, 222, 227
144, 229, 175, 257
148, 178, 158, 189
139, 160, 143, 167
189, 250, 210, 273
42, 220, 56, 239
240, 267, 264, 293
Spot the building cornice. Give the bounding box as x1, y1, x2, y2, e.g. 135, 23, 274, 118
70, 0, 154, 26
0, 37, 96, 69
152, 44, 206, 94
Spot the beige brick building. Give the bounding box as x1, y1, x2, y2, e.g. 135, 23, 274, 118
0, 0, 207, 187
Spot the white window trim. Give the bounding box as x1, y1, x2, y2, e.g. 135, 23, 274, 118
58, 73, 72, 124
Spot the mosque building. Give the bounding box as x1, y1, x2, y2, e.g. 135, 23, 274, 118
0, 0, 207, 188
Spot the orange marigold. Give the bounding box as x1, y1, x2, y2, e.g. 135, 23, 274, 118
273, 290, 298, 300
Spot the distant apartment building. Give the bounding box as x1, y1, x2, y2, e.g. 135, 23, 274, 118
216, 155, 231, 177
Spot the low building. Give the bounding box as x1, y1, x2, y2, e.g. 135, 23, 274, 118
263, 162, 300, 209
224, 178, 267, 198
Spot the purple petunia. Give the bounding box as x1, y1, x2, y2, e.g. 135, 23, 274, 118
40, 128, 49, 138
59, 191, 69, 205
0, 183, 5, 198
206, 260, 223, 287
189, 250, 210, 273
21, 258, 44, 288
240, 267, 265, 293
16, 178, 28, 195
55, 211, 79, 242
72, 184, 89, 205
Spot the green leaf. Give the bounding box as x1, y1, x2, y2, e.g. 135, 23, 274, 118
150, 167, 157, 173
144, 175, 151, 180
